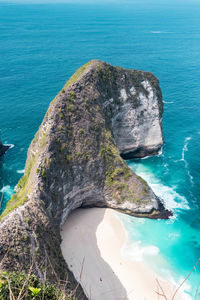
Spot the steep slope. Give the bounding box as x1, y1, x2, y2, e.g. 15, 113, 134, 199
0, 60, 171, 293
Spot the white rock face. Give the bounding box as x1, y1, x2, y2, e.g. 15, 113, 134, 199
130, 86, 136, 95
120, 88, 128, 102
111, 79, 163, 158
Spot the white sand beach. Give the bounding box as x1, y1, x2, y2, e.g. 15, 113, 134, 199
61, 208, 182, 300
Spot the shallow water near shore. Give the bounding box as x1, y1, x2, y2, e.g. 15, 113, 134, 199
118, 159, 200, 299
0, 1, 200, 298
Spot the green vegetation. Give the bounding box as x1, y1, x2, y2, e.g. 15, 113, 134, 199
71, 91, 76, 99
97, 64, 114, 83
98, 129, 149, 204
58, 108, 64, 120
64, 60, 95, 89
97, 64, 101, 73
79, 128, 84, 136
0, 124, 49, 221
0, 156, 37, 222
67, 104, 75, 112
41, 167, 47, 179
106, 167, 131, 187
74, 150, 87, 163
0, 60, 154, 222
0, 271, 75, 300
99, 130, 119, 162
105, 164, 134, 204
66, 155, 72, 163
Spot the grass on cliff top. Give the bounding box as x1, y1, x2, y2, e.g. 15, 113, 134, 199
0, 271, 75, 300
64, 60, 98, 89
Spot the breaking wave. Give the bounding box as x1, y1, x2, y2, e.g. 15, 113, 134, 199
17, 169, 25, 174
0, 185, 14, 202
180, 137, 194, 186
127, 163, 189, 213
122, 240, 159, 262
150, 31, 174, 34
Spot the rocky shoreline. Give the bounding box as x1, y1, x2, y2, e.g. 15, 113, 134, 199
0, 141, 10, 156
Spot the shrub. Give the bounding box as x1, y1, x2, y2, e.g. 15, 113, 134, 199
71, 91, 76, 99
0, 271, 75, 300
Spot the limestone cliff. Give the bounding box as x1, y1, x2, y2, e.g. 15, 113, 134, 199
0, 60, 170, 295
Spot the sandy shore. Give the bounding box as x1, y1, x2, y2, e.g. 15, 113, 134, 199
61, 208, 182, 300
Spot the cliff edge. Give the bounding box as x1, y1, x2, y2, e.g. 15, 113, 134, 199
0, 60, 170, 295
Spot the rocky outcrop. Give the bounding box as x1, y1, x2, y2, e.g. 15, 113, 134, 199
108, 72, 163, 159
0, 60, 171, 294
0, 140, 10, 156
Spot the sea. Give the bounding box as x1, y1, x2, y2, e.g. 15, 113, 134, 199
0, 1, 199, 298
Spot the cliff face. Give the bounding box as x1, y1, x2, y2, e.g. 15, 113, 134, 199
0, 60, 170, 292
104, 70, 163, 159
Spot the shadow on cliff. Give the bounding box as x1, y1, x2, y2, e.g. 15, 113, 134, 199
60, 208, 129, 300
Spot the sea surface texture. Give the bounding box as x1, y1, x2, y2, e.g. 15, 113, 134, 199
0, 1, 199, 298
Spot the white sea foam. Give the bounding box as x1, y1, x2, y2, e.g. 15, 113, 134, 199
118, 163, 193, 299
151, 31, 162, 34
152, 182, 189, 212
179, 137, 194, 186
17, 169, 25, 174
116, 181, 192, 299
119, 216, 193, 300
163, 163, 169, 174
122, 240, 159, 262
116, 213, 160, 263
173, 277, 192, 300
0, 185, 13, 197
168, 232, 180, 240
158, 271, 192, 300
131, 165, 189, 213
181, 137, 191, 161
139, 155, 151, 160
137, 147, 163, 160
150, 31, 174, 34
157, 146, 163, 156
4, 143, 14, 149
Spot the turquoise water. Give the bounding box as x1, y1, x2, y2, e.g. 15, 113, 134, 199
0, 1, 200, 298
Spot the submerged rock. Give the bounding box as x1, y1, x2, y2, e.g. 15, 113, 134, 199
0, 60, 171, 293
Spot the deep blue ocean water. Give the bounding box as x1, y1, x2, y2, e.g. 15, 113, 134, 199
0, 1, 200, 298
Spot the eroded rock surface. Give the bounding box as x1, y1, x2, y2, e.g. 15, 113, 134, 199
0, 60, 170, 295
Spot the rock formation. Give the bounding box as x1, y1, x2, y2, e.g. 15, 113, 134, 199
0, 60, 171, 296
0, 139, 9, 156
